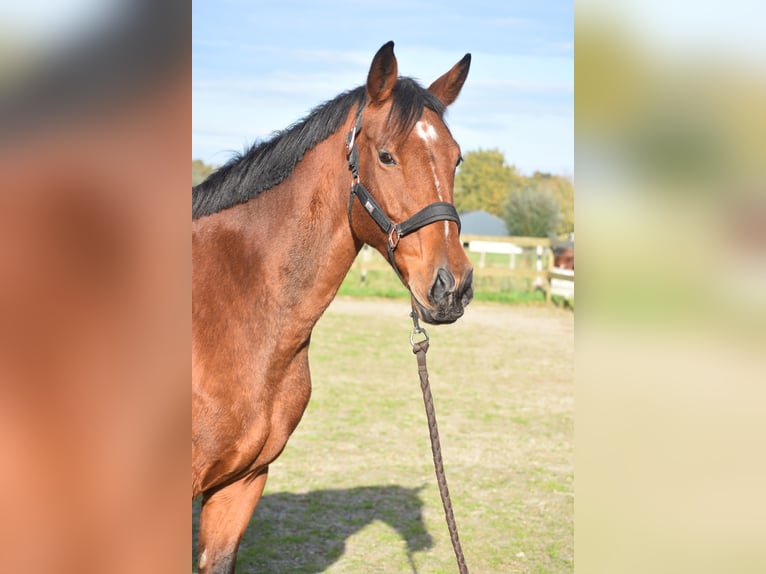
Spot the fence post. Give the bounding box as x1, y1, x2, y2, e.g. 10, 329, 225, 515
534, 245, 549, 304
546, 246, 554, 304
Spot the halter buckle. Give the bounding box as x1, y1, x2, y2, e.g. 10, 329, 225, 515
388, 226, 401, 250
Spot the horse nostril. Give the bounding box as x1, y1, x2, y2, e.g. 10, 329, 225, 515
429, 267, 456, 305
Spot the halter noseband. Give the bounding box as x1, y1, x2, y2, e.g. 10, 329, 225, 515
345, 106, 462, 282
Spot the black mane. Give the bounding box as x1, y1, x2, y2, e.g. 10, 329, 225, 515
192, 77, 446, 219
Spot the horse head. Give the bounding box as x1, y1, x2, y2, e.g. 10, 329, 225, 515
348, 42, 474, 325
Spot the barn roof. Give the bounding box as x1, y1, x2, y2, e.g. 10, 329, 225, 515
459, 210, 508, 236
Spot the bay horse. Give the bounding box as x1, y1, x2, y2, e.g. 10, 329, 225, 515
553, 245, 574, 270
192, 41, 473, 573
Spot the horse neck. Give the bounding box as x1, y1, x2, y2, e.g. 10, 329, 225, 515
194, 126, 359, 344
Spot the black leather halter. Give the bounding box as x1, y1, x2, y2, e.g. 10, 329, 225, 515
345, 107, 461, 282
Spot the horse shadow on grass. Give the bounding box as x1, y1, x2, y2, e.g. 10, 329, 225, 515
192, 485, 433, 573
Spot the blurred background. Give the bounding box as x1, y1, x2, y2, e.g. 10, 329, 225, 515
576, 1, 766, 573
0, 1, 188, 572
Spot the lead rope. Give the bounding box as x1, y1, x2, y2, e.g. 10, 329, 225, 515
410, 310, 469, 574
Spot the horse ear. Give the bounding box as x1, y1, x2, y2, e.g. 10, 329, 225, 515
366, 41, 398, 105
428, 53, 471, 106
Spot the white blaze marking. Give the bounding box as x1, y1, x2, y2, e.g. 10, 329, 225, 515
428, 162, 450, 237
428, 163, 443, 201
199, 550, 207, 569
416, 121, 450, 238
415, 120, 439, 143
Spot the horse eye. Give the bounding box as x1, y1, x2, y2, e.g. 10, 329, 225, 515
456, 155, 464, 168
378, 151, 397, 166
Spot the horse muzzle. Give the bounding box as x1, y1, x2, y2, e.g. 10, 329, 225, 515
413, 267, 474, 325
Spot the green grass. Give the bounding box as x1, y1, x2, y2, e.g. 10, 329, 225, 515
193, 298, 573, 573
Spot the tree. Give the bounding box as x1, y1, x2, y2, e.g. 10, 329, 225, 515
527, 171, 574, 236
192, 159, 215, 186
453, 149, 523, 217
503, 183, 562, 238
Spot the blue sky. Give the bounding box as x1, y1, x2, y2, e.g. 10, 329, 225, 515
192, 1, 573, 176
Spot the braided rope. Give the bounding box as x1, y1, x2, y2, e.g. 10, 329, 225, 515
412, 340, 469, 574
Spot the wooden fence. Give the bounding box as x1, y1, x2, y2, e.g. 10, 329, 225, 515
461, 235, 574, 304
352, 234, 574, 304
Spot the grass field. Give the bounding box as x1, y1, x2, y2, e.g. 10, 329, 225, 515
193, 297, 573, 573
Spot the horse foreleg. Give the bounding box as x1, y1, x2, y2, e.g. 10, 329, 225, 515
197, 468, 268, 574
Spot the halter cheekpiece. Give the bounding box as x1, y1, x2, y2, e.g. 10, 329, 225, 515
345, 105, 462, 282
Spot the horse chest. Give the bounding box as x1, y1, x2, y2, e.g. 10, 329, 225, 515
194, 349, 311, 486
